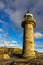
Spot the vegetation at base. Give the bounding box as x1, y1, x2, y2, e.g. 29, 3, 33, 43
11, 48, 22, 54
0, 47, 22, 55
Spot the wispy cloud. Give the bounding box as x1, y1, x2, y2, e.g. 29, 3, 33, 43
4, 40, 18, 48
3, 33, 10, 38
0, 40, 18, 48
12, 40, 17, 44
35, 44, 43, 49
0, 0, 43, 32
0, 28, 10, 38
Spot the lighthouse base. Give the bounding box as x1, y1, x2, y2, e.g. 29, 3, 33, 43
22, 52, 36, 59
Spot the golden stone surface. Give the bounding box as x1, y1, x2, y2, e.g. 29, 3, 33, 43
22, 12, 36, 59
0, 54, 10, 59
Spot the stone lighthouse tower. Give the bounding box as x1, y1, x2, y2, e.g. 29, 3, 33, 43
21, 11, 36, 59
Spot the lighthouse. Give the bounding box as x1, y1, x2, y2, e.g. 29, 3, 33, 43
21, 11, 36, 59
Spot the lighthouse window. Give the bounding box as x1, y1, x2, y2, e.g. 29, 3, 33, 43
26, 15, 32, 19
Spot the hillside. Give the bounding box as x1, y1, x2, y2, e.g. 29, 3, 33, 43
0, 48, 43, 65
0, 47, 22, 55
0, 47, 43, 59
35, 52, 43, 59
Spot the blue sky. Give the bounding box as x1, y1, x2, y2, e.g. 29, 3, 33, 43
0, 0, 43, 52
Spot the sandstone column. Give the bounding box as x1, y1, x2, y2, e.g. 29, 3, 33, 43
21, 11, 36, 59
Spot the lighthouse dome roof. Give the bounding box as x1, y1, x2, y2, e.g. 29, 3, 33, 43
26, 13, 33, 17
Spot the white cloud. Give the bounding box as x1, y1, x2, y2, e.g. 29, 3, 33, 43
34, 32, 43, 38
4, 43, 18, 48
4, 43, 14, 47
12, 40, 17, 44
1, 40, 18, 47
